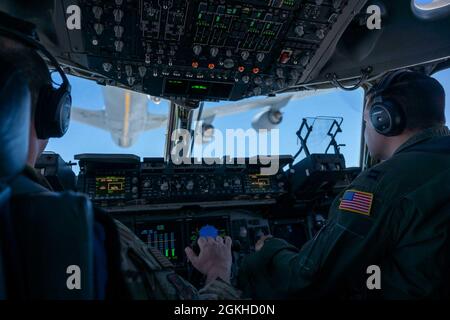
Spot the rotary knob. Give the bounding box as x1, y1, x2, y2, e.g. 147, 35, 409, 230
160, 182, 169, 191
256, 52, 265, 62
290, 69, 300, 80
276, 68, 285, 79
241, 51, 250, 61
125, 65, 133, 77
276, 78, 286, 89
300, 54, 310, 67
127, 77, 135, 86
253, 87, 262, 96
210, 47, 219, 57
138, 66, 147, 77
316, 29, 326, 40
114, 40, 124, 52
114, 25, 124, 38
224, 59, 235, 69
294, 25, 305, 37
102, 62, 112, 72
193, 45, 202, 56
94, 23, 104, 35
92, 6, 103, 20
265, 77, 274, 86
113, 9, 124, 23
186, 180, 194, 191
333, 0, 343, 9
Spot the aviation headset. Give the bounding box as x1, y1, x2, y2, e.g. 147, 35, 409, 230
367, 70, 415, 137
0, 25, 72, 139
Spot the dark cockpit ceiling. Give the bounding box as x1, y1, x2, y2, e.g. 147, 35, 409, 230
1, 0, 450, 101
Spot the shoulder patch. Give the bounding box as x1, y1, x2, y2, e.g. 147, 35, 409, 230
339, 189, 373, 216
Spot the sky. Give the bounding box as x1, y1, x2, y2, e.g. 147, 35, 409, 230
47, 69, 450, 172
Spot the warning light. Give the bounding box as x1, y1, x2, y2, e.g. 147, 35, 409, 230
208, 63, 215, 69
252, 67, 260, 74
238, 66, 245, 72
192, 61, 199, 68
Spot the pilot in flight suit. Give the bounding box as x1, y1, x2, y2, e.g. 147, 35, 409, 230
0, 14, 240, 300
238, 71, 450, 299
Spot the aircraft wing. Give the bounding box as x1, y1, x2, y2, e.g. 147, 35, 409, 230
71, 107, 109, 131
199, 89, 332, 122
144, 112, 168, 131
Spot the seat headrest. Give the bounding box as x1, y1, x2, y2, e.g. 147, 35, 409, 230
0, 59, 31, 181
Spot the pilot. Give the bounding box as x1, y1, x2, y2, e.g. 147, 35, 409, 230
236, 70, 450, 299
0, 16, 237, 300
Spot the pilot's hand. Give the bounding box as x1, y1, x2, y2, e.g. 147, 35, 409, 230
185, 236, 232, 284
255, 235, 273, 251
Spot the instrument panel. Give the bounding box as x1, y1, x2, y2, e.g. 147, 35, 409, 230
118, 210, 274, 278
62, 0, 367, 100
70, 152, 357, 281
75, 154, 290, 209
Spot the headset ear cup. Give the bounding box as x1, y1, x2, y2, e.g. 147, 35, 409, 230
370, 104, 391, 135
54, 90, 72, 137
370, 100, 405, 137
34, 85, 72, 139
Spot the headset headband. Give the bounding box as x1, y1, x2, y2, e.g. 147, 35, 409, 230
0, 26, 71, 93
372, 69, 413, 97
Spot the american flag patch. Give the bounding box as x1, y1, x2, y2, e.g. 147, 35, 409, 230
339, 190, 373, 216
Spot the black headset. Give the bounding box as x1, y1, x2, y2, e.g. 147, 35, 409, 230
367, 70, 412, 137
0, 26, 72, 139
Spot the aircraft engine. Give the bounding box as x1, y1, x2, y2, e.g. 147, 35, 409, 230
251, 108, 283, 130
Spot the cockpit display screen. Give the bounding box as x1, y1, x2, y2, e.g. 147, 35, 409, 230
95, 176, 125, 195
135, 222, 183, 266
245, 174, 272, 193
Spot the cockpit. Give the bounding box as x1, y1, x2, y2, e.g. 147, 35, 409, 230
1, 0, 450, 300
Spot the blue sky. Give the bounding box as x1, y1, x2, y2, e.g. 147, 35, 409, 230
47, 69, 450, 171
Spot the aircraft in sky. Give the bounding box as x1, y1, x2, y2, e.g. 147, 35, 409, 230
71, 86, 331, 148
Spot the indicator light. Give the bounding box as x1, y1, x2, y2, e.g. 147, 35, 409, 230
238, 66, 245, 72
192, 85, 208, 90
192, 61, 199, 68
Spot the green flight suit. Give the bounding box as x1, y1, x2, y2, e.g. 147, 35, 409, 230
238, 126, 450, 299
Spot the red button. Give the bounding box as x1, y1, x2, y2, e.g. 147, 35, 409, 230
279, 51, 291, 64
